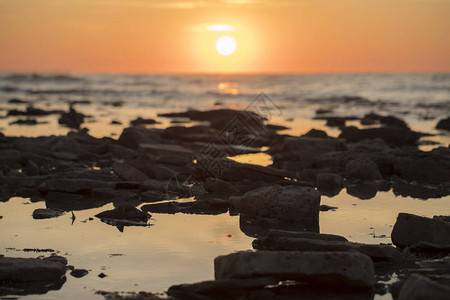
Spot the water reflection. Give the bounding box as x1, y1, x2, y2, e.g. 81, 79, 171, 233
217, 82, 239, 95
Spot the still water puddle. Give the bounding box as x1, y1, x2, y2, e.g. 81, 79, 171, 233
1, 190, 449, 299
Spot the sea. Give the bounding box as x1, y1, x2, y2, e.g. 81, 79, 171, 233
0, 73, 449, 300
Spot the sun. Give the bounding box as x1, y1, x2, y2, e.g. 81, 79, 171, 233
215, 36, 237, 56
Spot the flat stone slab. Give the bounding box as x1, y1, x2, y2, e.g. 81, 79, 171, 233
214, 250, 374, 288
391, 213, 450, 248
0, 256, 66, 282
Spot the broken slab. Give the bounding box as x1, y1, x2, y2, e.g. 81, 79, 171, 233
214, 250, 375, 288
230, 185, 320, 231
391, 213, 450, 249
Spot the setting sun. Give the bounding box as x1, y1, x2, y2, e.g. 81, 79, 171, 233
215, 36, 237, 56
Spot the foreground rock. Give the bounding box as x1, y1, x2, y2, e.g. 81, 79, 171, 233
230, 185, 320, 232
0, 256, 66, 282
214, 250, 375, 288
397, 273, 450, 300
391, 213, 450, 249
339, 126, 422, 147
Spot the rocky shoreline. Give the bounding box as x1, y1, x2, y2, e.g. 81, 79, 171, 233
0, 107, 449, 299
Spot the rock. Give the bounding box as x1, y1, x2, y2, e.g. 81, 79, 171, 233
8, 98, 28, 104
130, 117, 159, 126
0, 256, 66, 282
320, 204, 338, 211
398, 273, 450, 300
267, 230, 348, 242
70, 269, 89, 278
112, 162, 149, 182
316, 173, 343, 194
214, 251, 375, 288
141, 198, 229, 215
196, 157, 292, 182
274, 136, 346, 154
339, 126, 422, 147
24, 160, 40, 176
325, 117, 346, 128
95, 205, 150, 224
117, 126, 161, 149
39, 178, 114, 193
139, 143, 193, 158
345, 158, 382, 181
168, 276, 279, 299
253, 237, 401, 261
302, 128, 328, 138
96, 291, 163, 300
230, 185, 320, 231
361, 113, 408, 128
110, 120, 122, 125
10, 119, 38, 125
58, 106, 85, 129
98, 272, 107, 278
436, 117, 450, 131
203, 178, 237, 195
392, 147, 450, 183
159, 109, 265, 130
32, 208, 65, 219
391, 213, 450, 248
7, 106, 62, 117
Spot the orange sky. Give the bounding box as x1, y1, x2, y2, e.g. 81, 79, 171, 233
0, 0, 449, 74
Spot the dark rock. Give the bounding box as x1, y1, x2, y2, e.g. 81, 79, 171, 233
117, 126, 161, 149
70, 269, 88, 278
302, 129, 328, 138
98, 272, 107, 278
267, 230, 348, 242
39, 178, 114, 193
346, 182, 380, 200
273, 136, 346, 154
345, 158, 382, 181
58, 106, 85, 129
230, 185, 320, 232
139, 143, 193, 158
253, 236, 401, 261
67, 100, 91, 105
361, 113, 408, 128
196, 157, 293, 182
8, 98, 28, 104
24, 160, 40, 176
339, 126, 422, 147
95, 205, 150, 223
141, 198, 228, 215
392, 147, 450, 183
391, 213, 450, 248
398, 273, 450, 300
110, 120, 122, 125
130, 117, 159, 126
320, 204, 338, 211
316, 108, 333, 114
203, 178, 237, 195
32, 208, 65, 219
10, 119, 38, 125
436, 117, 450, 131
112, 162, 149, 182
140, 190, 168, 202
42, 255, 67, 265
214, 251, 375, 288
266, 124, 289, 131
159, 109, 265, 130
325, 117, 346, 128
316, 173, 343, 195
392, 179, 449, 199
0, 256, 66, 281
168, 276, 279, 299
7, 106, 62, 117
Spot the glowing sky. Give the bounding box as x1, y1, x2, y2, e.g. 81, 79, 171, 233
0, 0, 449, 74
